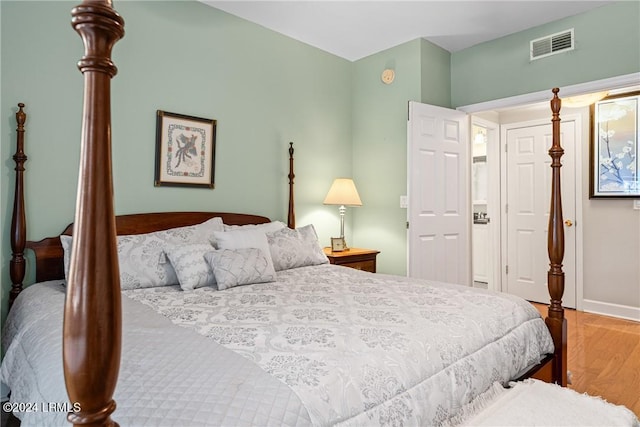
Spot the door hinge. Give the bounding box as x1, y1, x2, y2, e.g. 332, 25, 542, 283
505, 144, 508, 153
506, 265, 509, 274
505, 204, 508, 213
406, 221, 409, 229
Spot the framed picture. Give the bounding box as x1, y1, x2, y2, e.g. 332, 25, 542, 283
155, 110, 216, 188
331, 237, 346, 252
589, 91, 639, 198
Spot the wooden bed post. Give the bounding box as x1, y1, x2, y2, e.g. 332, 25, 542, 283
9, 103, 27, 308
288, 142, 295, 229
547, 88, 568, 387
65, 1, 124, 426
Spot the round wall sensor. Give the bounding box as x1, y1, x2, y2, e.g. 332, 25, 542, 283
381, 69, 395, 84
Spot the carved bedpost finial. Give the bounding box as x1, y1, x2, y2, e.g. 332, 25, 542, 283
10, 103, 28, 308
551, 87, 561, 119
16, 103, 26, 128
71, 0, 125, 77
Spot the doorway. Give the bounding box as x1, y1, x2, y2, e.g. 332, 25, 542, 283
408, 73, 638, 314
470, 118, 499, 291
407, 103, 580, 308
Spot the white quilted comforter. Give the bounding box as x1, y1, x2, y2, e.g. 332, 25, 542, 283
1, 264, 553, 426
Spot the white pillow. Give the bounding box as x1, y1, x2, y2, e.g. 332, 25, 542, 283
61, 217, 224, 290
213, 228, 277, 274
223, 221, 286, 233
204, 248, 276, 290
164, 244, 216, 291
266, 224, 329, 271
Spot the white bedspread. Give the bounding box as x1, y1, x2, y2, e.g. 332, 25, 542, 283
2, 282, 312, 427
2, 264, 553, 426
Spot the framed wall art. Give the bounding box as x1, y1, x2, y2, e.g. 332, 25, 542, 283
589, 91, 639, 198
155, 110, 216, 188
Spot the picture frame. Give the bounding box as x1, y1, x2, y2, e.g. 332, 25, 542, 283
331, 237, 346, 252
589, 91, 639, 198
155, 110, 216, 188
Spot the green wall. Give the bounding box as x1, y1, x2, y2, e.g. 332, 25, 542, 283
1, 1, 352, 323
451, 1, 640, 107
351, 39, 451, 275
421, 40, 451, 108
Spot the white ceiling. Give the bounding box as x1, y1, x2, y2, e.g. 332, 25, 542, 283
202, 1, 613, 61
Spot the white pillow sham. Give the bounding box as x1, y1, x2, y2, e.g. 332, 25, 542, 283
266, 224, 328, 271
60, 217, 224, 290
164, 244, 217, 291
203, 248, 276, 290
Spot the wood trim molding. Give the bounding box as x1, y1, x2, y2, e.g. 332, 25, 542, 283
582, 299, 640, 322
457, 72, 640, 113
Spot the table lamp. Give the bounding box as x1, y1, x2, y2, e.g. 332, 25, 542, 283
323, 178, 362, 250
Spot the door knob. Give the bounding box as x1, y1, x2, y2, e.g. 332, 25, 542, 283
565, 219, 573, 227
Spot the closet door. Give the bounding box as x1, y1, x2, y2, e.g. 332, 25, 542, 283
503, 119, 576, 308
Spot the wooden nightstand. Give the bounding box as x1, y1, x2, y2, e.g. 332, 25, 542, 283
323, 247, 380, 273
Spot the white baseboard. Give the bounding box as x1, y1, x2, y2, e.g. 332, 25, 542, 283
582, 299, 640, 322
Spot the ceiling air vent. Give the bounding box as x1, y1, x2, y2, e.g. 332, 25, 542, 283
530, 29, 574, 60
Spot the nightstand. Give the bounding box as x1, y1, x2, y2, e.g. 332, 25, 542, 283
323, 247, 380, 273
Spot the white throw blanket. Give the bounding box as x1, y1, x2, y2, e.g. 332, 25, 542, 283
449, 379, 639, 426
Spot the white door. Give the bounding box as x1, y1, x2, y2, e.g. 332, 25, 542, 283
504, 120, 576, 308
407, 101, 470, 285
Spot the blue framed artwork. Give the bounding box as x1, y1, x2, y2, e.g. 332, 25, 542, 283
590, 91, 639, 198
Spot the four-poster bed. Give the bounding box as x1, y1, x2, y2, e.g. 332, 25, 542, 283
4, 1, 569, 426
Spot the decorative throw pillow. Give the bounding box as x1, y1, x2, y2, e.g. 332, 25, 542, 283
266, 224, 329, 271
164, 244, 217, 291
204, 248, 276, 290
60, 217, 224, 290
213, 228, 277, 274
60, 235, 72, 280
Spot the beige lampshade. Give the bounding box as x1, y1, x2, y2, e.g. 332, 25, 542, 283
323, 178, 362, 206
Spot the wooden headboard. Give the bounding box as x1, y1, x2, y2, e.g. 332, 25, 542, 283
26, 211, 272, 284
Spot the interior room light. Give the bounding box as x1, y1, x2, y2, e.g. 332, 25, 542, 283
474, 128, 486, 145
563, 91, 609, 108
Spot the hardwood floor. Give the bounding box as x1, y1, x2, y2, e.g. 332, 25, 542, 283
533, 303, 640, 417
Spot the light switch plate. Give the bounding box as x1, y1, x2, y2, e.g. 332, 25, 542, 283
634, 200, 640, 210
400, 195, 408, 208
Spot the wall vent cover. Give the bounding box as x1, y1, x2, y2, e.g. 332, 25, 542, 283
530, 29, 574, 60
